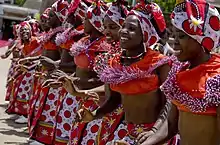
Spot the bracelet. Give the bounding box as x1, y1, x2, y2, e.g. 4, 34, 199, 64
91, 108, 98, 116
82, 104, 100, 117
151, 126, 158, 133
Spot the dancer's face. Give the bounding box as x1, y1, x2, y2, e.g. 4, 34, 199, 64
40, 17, 50, 31
20, 26, 31, 42
47, 10, 60, 28
103, 15, 120, 43
173, 27, 202, 62
119, 15, 143, 50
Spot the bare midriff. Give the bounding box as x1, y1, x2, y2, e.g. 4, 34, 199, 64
76, 67, 106, 106
42, 49, 60, 61
121, 89, 161, 124
179, 111, 219, 145
75, 67, 103, 90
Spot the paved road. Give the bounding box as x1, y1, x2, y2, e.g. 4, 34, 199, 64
0, 47, 28, 145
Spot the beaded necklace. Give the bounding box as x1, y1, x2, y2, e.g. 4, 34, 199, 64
85, 37, 101, 69
119, 49, 146, 66
55, 26, 84, 46
40, 26, 64, 43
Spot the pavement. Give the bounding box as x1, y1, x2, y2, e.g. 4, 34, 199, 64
0, 46, 29, 145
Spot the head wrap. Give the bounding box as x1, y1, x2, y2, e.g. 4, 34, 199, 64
13, 24, 20, 38
27, 19, 40, 36
68, 0, 90, 21
128, 1, 166, 48
41, 8, 51, 20
19, 21, 32, 39
106, 0, 129, 26
86, 0, 108, 33
171, 0, 220, 51
51, 0, 69, 23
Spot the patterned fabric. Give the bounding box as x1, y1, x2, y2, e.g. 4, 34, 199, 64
52, 0, 69, 23
171, 0, 220, 51
41, 8, 51, 20
5, 61, 16, 101
13, 24, 20, 38
6, 70, 35, 115
54, 94, 81, 144
68, 0, 89, 21
106, 122, 154, 144
19, 20, 40, 37
161, 54, 220, 114
28, 19, 40, 36
97, 106, 124, 145
87, 0, 108, 33
106, 0, 128, 26
128, 1, 166, 48
80, 119, 103, 144
31, 88, 64, 144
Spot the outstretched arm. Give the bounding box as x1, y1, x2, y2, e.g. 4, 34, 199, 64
1, 40, 18, 59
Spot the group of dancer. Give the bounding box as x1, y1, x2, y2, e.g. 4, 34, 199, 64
1, 0, 220, 144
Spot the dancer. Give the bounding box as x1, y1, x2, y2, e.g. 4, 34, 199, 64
29, 0, 69, 144
51, 0, 90, 144
54, 0, 111, 144
1, 24, 21, 102
6, 21, 41, 124
97, 1, 172, 144
137, 0, 220, 145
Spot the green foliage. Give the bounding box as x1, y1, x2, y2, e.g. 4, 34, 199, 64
15, 0, 26, 6
154, 0, 176, 13
67, 0, 72, 3
34, 13, 40, 21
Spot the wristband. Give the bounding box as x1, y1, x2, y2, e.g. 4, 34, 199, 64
151, 126, 158, 133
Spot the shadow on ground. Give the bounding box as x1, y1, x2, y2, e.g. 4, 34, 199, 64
4, 142, 28, 145
0, 103, 8, 109
0, 117, 27, 129
0, 128, 28, 138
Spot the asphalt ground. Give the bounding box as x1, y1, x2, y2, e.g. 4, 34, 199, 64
0, 46, 28, 145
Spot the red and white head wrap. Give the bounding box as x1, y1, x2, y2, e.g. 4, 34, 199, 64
41, 8, 51, 20
86, 0, 108, 33
106, 0, 128, 26
128, 1, 166, 48
68, 0, 90, 21
13, 24, 20, 38
27, 19, 40, 36
19, 21, 32, 39
51, 0, 69, 23
171, 0, 220, 51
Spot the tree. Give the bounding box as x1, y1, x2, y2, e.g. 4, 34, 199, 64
154, 0, 175, 13
15, 0, 26, 6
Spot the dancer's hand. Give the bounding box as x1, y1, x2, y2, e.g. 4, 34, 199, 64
34, 71, 47, 78
111, 140, 131, 145
42, 79, 56, 88
6, 78, 14, 87
57, 75, 79, 95
76, 107, 94, 122
18, 58, 31, 65
47, 81, 63, 89
15, 64, 28, 72
136, 130, 155, 145
1, 54, 8, 59
11, 58, 19, 62
50, 69, 67, 79
40, 56, 57, 70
